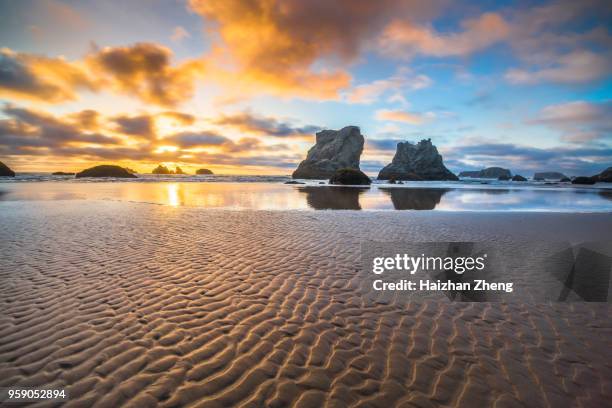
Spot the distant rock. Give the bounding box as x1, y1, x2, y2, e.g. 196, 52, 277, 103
560, 177, 571, 182
458, 170, 481, 178
292, 126, 364, 179
512, 175, 527, 182
378, 139, 458, 181
329, 168, 371, 185
284, 180, 305, 184
175, 166, 185, 175
52, 172, 75, 176
498, 175, 511, 181
0, 161, 15, 177
460, 167, 511, 179
571, 176, 596, 185
76, 165, 137, 178
596, 167, 612, 183
152, 164, 173, 174
533, 172, 567, 180
196, 168, 213, 175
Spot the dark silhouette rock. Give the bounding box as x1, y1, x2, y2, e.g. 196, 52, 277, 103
596, 167, 612, 182
571, 176, 597, 185
175, 166, 185, 175
284, 180, 305, 184
378, 139, 458, 181
152, 164, 173, 174
560, 177, 571, 182
293, 126, 364, 179
329, 168, 371, 185
196, 168, 213, 175
52, 172, 75, 176
458, 170, 481, 177
498, 175, 511, 181
0, 161, 15, 177
534, 171, 567, 180
512, 175, 527, 181
76, 165, 137, 178
298, 186, 366, 210
381, 188, 449, 210
460, 167, 511, 178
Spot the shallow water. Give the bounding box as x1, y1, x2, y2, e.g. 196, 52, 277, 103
0, 180, 610, 211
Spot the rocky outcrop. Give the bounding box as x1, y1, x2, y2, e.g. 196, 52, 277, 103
596, 167, 612, 182
458, 170, 480, 178
292, 126, 364, 179
534, 172, 567, 180
329, 168, 371, 185
175, 166, 185, 175
196, 168, 213, 175
460, 167, 511, 179
0, 161, 15, 177
571, 176, 596, 185
498, 175, 511, 181
76, 165, 137, 178
152, 164, 173, 174
512, 175, 527, 182
378, 139, 458, 181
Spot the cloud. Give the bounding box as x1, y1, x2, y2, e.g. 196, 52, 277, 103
445, 142, 612, 176
505, 50, 612, 84
527, 100, 612, 142
380, 12, 510, 59
113, 115, 155, 138
87, 43, 205, 107
164, 131, 230, 148
375, 109, 434, 125
0, 48, 96, 102
345, 68, 432, 104
171, 26, 190, 42
213, 112, 322, 137
188, 0, 441, 99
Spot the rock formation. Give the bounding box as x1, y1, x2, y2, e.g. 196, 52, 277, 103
292, 126, 364, 179
0, 161, 15, 177
498, 175, 511, 181
329, 168, 371, 185
377, 139, 458, 181
596, 167, 612, 182
196, 168, 213, 175
534, 172, 567, 180
76, 165, 137, 178
512, 175, 527, 181
175, 166, 185, 175
458, 170, 480, 178
460, 167, 511, 179
571, 176, 596, 185
152, 164, 173, 174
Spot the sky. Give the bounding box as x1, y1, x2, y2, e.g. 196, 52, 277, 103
0, 0, 610, 176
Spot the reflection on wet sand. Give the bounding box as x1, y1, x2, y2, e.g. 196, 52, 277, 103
380, 188, 450, 210
298, 186, 368, 210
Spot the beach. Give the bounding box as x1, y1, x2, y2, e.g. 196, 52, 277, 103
1, 199, 611, 407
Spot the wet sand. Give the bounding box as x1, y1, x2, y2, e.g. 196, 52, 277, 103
1, 201, 611, 407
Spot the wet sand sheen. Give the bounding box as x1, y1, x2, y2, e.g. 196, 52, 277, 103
0, 201, 611, 407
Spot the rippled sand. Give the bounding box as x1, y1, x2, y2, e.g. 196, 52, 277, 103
1, 201, 611, 407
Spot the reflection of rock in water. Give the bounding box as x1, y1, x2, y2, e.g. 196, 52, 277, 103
380, 188, 449, 210
298, 186, 366, 210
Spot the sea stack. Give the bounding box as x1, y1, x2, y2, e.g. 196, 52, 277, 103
377, 139, 458, 181
76, 165, 137, 178
459, 167, 512, 178
533, 171, 567, 181
0, 161, 15, 177
292, 126, 364, 179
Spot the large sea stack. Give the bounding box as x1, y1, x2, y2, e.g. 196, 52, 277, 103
76, 165, 137, 178
292, 126, 364, 179
377, 139, 458, 181
0, 161, 15, 177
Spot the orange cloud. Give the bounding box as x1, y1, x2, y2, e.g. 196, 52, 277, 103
375, 109, 434, 125
188, 0, 440, 99
381, 12, 510, 58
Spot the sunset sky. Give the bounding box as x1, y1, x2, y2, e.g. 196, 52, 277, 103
0, 0, 610, 175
